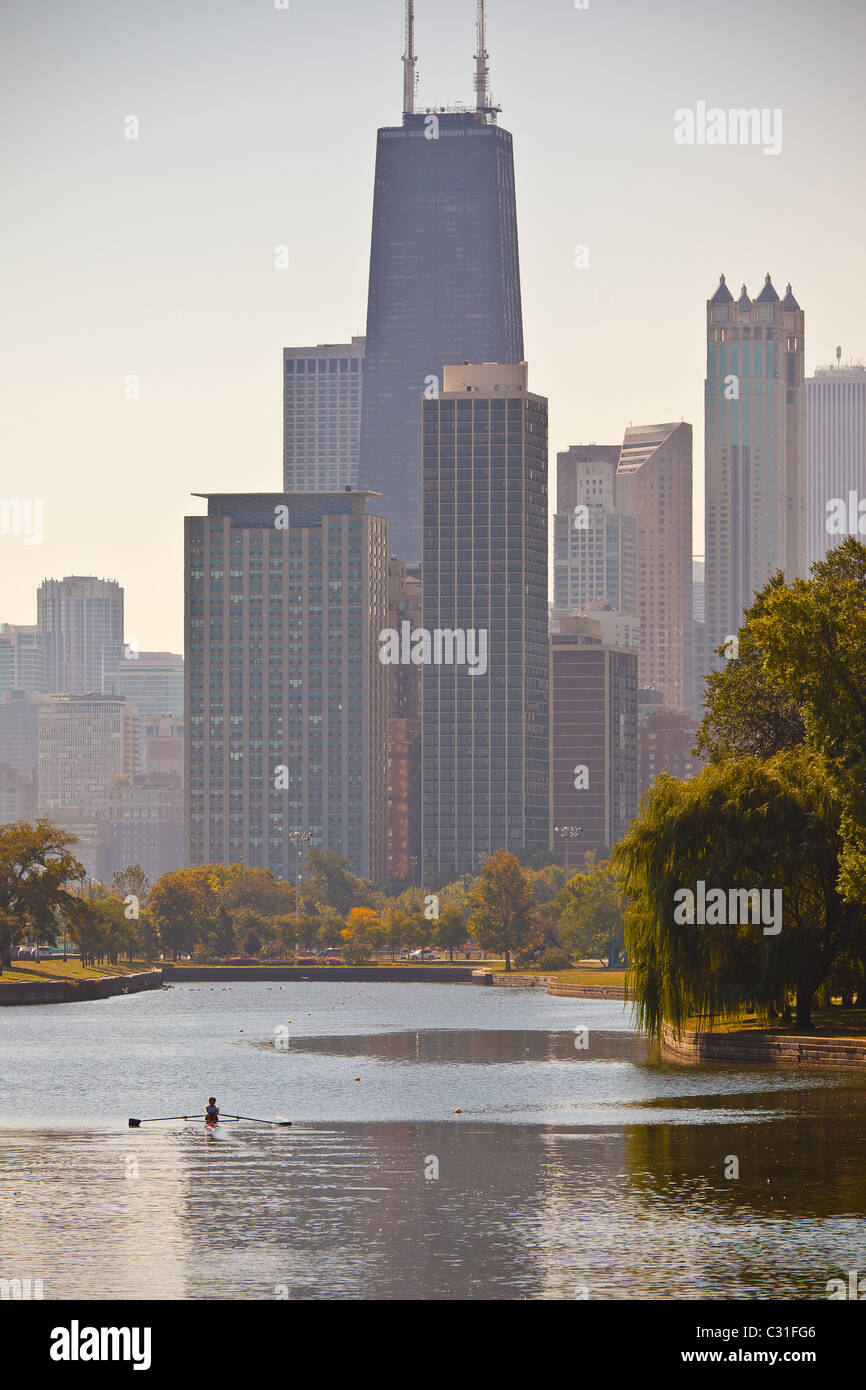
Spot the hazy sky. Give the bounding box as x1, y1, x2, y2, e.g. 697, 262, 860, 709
2, 0, 864, 652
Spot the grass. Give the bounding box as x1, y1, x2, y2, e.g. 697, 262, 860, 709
688, 1006, 866, 1039
0, 959, 150, 985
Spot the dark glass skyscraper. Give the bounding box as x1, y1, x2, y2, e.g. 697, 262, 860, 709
359, 66, 524, 562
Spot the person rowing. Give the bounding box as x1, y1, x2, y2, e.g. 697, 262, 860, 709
205, 1097, 220, 1126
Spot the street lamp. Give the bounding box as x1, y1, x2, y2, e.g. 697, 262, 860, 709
555, 824, 583, 877
287, 830, 313, 920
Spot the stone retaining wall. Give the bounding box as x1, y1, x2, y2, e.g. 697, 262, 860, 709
163, 965, 475, 983
661, 1021, 866, 1069
0, 967, 164, 1007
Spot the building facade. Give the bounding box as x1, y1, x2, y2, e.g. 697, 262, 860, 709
705, 274, 806, 667
185, 492, 388, 881
282, 337, 365, 493
421, 362, 548, 878
806, 360, 866, 568
0, 624, 44, 695
37, 575, 124, 695
37, 695, 139, 817
549, 617, 638, 866
359, 108, 524, 562
386, 556, 422, 888
616, 422, 693, 714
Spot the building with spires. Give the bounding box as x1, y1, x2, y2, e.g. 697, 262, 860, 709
358, 2, 524, 562
807, 358, 866, 568
704, 274, 806, 672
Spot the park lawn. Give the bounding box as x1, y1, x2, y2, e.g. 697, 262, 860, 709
0, 959, 147, 985
526, 966, 627, 988
687, 1007, 866, 1039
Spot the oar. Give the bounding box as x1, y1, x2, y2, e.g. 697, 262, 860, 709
221, 1113, 292, 1127
127, 1114, 241, 1128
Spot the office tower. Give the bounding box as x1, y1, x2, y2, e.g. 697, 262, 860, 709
550, 602, 641, 653
108, 774, 184, 883
692, 559, 705, 624
639, 708, 704, 797
807, 357, 866, 567
549, 617, 638, 867
185, 492, 388, 880
387, 556, 422, 887
422, 362, 548, 878
616, 422, 693, 714
358, 3, 524, 561
0, 762, 36, 828
552, 446, 636, 617
37, 576, 124, 695
0, 691, 53, 778
705, 274, 806, 666
37, 695, 139, 816
283, 337, 365, 492
0, 624, 44, 695
102, 649, 184, 717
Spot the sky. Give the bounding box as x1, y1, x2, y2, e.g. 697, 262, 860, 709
2, 0, 864, 652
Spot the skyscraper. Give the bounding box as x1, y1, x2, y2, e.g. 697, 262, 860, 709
806, 357, 866, 568
704, 274, 806, 667
549, 617, 638, 866
282, 337, 365, 493
358, 3, 524, 562
185, 492, 388, 880
553, 446, 636, 619
616, 422, 693, 714
37, 575, 124, 695
0, 623, 44, 695
422, 362, 548, 878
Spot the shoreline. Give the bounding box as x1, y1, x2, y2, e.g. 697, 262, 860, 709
0, 967, 164, 1007
660, 1020, 866, 1069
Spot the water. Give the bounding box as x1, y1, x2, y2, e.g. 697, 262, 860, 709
1, 982, 865, 1299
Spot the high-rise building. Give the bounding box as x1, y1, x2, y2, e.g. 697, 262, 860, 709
102, 649, 184, 718
549, 617, 638, 867
807, 358, 866, 568
282, 337, 365, 493
639, 708, 704, 798
358, 7, 524, 562
616, 422, 693, 715
0, 691, 53, 778
185, 492, 388, 880
144, 716, 184, 777
705, 274, 806, 667
108, 774, 184, 883
552, 445, 636, 617
0, 624, 44, 695
422, 362, 548, 878
386, 556, 422, 888
37, 695, 139, 816
37, 576, 124, 695
0, 761, 36, 828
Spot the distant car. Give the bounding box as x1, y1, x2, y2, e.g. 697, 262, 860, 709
409, 948, 436, 961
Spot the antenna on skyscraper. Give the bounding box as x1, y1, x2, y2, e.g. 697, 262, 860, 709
474, 0, 489, 113
403, 0, 417, 117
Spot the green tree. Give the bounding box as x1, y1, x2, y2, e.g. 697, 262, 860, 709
750, 537, 866, 907
613, 752, 861, 1033
242, 928, 262, 957
0, 822, 86, 972
557, 855, 625, 967
467, 850, 537, 973
432, 904, 466, 961
304, 851, 368, 915
111, 864, 150, 906
149, 868, 215, 961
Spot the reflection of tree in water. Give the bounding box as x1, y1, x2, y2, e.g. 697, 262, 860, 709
623, 1079, 866, 1223
289, 1028, 643, 1066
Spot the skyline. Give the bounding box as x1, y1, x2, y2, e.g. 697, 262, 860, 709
2, 0, 865, 651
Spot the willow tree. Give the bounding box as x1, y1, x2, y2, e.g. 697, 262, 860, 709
612, 752, 860, 1033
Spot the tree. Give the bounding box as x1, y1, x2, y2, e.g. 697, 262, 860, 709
111, 864, 150, 906
380, 905, 411, 961
0, 821, 86, 972
304, 851, 368, 916
749, 537, 866, 908
433, 904, 466, 961
557, 855, 625, 967
340, 907, 380, 964
612, 752, 861, 1033
148, 868, 215, 961
696, 575, 806, 764
467, 850, 537, 972
242, 928, 262, 957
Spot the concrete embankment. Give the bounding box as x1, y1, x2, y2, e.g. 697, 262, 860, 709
472, 969, 626, 999
162, 964, 476, 983
0, 967, 164, 1007
661, 1021, 866, 1069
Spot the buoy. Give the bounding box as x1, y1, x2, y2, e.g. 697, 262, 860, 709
454, 1108, 462, 1114
354, 1076, 360, 1082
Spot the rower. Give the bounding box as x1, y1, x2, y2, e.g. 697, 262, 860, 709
205, 1097, 219, 1125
